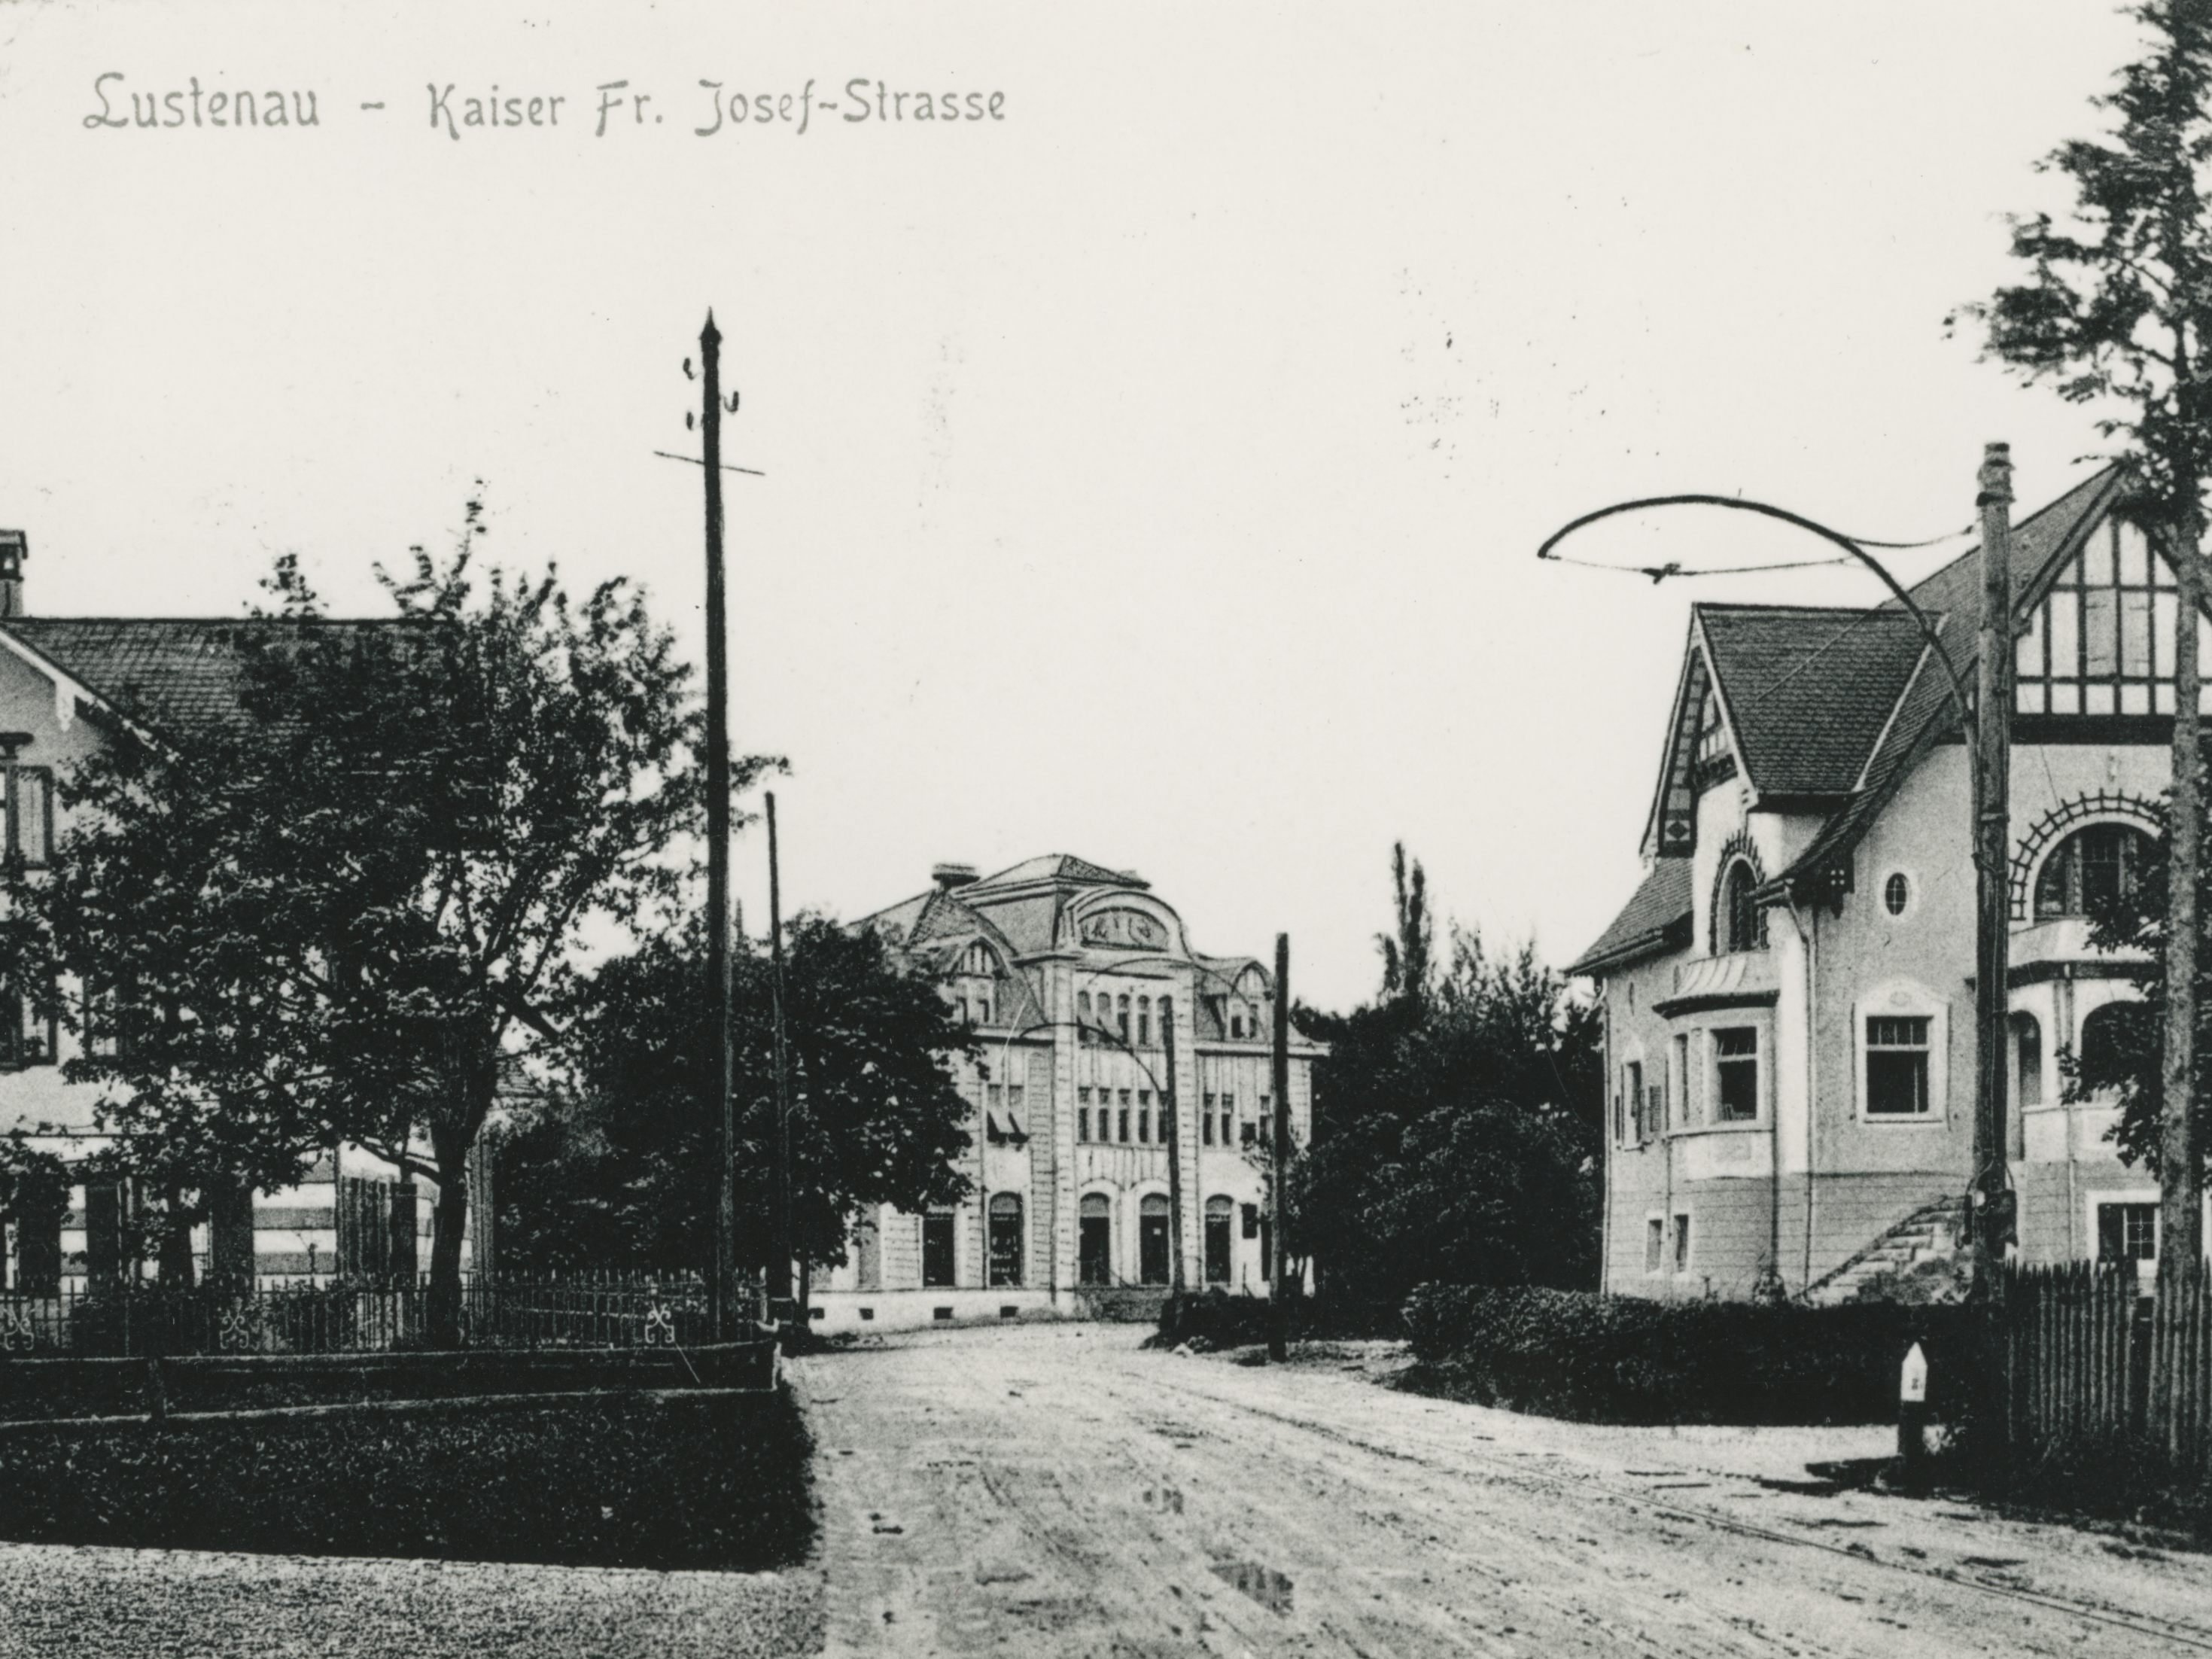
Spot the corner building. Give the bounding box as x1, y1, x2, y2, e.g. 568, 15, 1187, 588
820, 855, 1323, 1330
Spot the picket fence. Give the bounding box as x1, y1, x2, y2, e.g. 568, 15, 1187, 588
2004, 1258, 2212, 1485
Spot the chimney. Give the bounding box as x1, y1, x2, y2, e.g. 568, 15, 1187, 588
932, 862, 978, 891
0, 532, 25, 619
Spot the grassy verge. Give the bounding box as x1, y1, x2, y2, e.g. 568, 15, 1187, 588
0, 1388, 812, 1569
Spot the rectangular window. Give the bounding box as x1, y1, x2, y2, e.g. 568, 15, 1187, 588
0, 767, 51, 869
3, 979, 55, 1071
2097, 1201, 2159, 1263
1671, 1034, 1691, 1130
1625, 1061, 1644, 1143
1139, 1110, 1150, 1143
1118, 1109, 1130, 1144
1202, 1110, 1213, 1146
1645, 1217, 1664, 1274
1712, 1028, 1759, 1122
1240, 1121, 1256, 1147
1865, 1016, 1932, 1116
1672, 1213, 1691, 1274
1079, 1107, 1091, 1143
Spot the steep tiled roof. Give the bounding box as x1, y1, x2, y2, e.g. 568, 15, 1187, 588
0, 617, 419, 735
1766, 463, 2127, 896
1566, 858, 1693, 976
1699, 605, 1933, 797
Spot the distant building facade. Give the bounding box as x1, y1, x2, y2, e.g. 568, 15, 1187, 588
1572, 467, 2201, 1303
818, 855, 1323, 1328
0, 533, 485, 1294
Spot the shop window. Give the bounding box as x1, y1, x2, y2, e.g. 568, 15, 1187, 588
1712, 1027, 1759, 1122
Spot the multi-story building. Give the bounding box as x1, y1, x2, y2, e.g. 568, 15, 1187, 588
816, 854, 1323, 1329
0, 532, 484, 1293
1571, 465, 2198, 1302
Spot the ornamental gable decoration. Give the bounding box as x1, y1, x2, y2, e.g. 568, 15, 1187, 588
1079, 907, 1165, 951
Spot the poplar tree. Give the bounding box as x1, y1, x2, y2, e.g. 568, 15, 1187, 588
1968, 1, 2212, 1297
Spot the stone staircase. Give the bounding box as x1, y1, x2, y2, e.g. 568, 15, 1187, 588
1801, 1195, 1967, 1304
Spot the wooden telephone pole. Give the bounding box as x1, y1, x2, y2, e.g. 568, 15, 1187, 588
1163, 997, 1187, 1295
1267, 933, 1292, 1362
701, 312, 743, 1341
1972, 442, 2016, 1290
767, 791, 797, 1325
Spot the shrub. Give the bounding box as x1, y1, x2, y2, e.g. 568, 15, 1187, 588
1401, 1283, 1970, 1425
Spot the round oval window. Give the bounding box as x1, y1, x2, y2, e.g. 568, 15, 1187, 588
1884, 872, 1910, 916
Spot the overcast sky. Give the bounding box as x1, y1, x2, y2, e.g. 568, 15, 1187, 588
0, 2, 2153, 1010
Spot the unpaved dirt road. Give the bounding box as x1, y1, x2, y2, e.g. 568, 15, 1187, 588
794, 1323, 2212, 1657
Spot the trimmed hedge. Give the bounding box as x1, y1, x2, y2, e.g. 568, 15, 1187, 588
0, 1343, 774, 1423
1152, 1288, 1404, 1352
1401, 1283, 1971, 1425
0, 1388, 811, 1569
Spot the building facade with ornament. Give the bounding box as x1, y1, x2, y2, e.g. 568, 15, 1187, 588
1571, 465, 2212, 1304
815, 854, 1323, 1330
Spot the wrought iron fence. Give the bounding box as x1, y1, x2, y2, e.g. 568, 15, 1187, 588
0, 1272, 713, 1357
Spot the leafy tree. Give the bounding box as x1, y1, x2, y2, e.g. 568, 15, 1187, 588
494, 915, 975, 1286
1292, 847, 1603, 1313
0, 499, 742, 1342
1967, 0, 2212, 1275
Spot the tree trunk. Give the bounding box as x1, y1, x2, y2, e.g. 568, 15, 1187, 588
157, 1182, 196, 1289
2159, 509, 2207, 1452
427, 1148, 470, 1348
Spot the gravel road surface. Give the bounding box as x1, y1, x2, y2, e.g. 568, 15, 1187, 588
796, 1323, 2212, 1657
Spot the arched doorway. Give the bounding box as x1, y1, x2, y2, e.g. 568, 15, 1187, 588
1139, 1194, 1170, 1286
1079, 1193, 1112, 1286
1204, 1195, 1233, 1286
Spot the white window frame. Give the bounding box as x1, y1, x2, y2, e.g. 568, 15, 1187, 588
1854, 981, 1949, 1125
1706, 1024, 1764, 1126
1879, 867, 1917, 920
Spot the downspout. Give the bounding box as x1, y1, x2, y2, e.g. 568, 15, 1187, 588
1782, 890, 1820, 1296
1599, 988, 1613, 1294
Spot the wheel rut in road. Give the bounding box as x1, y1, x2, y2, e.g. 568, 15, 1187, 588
796, 1327, 2212, 1657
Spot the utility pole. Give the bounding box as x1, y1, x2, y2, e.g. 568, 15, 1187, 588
1267, 932, 1291, 1362
700, 312, 741, 1344
1972, 443, 2016, 1484
767, 791, 796, 1326
1163, 994, 1186, 1296
1972, 443, 2015, 1290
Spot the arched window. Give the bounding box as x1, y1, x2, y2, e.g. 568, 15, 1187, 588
988, 1192, 1024, 1287
1138, 1193, 1170, 1286
2078, 1001, 2139, 1093
2012, 1011, 2044, 1110
1720, 859, 1766, 954
2035, 823, 2156, 920
1079, 1193, 1112, 1286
